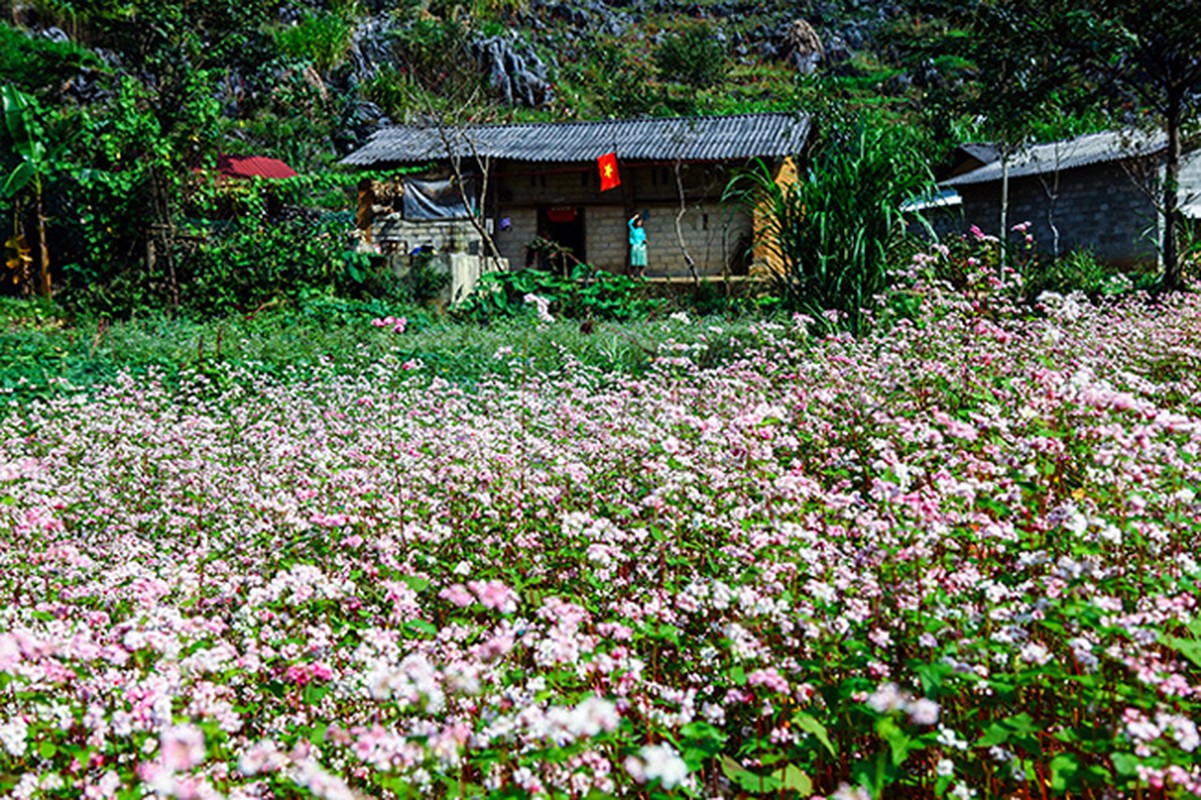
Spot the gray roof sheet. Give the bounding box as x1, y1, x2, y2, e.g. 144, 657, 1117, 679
943, 130, 1165, 187
955, 142, 1001, 165
340, 112, 811, 167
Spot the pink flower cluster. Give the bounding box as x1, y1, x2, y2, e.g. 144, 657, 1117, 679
370, 315, 407, 333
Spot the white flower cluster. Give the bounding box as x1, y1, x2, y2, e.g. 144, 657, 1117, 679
0, 716, 28, 757
866, 682, 940, 725
624, 743, 689, 789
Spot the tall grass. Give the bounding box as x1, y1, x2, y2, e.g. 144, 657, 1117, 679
728, 119, 932, 331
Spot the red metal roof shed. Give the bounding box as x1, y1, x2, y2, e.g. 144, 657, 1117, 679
215, 155, 298, 179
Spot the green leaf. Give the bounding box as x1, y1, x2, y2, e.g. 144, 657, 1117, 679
39, 741, 57, 758
2, 162, 35, 198
404, 619, 438, 637
794, 712, 836, 756
1111, 751, 1139, 778
877, 716, 916, 768
1050, 752, 1081, 792
720, 755, 781, 795
977, 712, 1039, 747
400, 575, 430, 593
679, 720, 726, 767
770, 764, 813, 795
1160, 633, 1201, 669
914, 661, 951, 697
303, 684, 330, 705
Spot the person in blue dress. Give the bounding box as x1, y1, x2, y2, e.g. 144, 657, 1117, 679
628, 213, 647, 277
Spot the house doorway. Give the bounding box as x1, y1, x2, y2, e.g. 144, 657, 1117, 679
537, 206, 585, 275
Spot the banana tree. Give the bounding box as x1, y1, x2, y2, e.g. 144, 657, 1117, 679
1, 85, 59, 297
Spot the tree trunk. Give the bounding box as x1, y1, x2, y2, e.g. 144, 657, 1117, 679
673, 160, 697, 284
1161, 100, 1182, 291
35, 188, 50, 297
999, 150, 1009, 283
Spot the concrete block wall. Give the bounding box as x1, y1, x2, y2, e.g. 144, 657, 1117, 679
959, 162, 1159, 268
617, 203, 751, 276
494, 208, 539, 268
585, 205, 629, 270
500, 170, 596, 206
373, 215, 483, 256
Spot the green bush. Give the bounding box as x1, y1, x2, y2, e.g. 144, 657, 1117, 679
174, 215, 362, 317
272, 12, 355, 73
653, 21, 727, 89
577, 36, 661, 118
1023, 248, 1132, 299
453, 265, 663, 323
0, 25, 107, 97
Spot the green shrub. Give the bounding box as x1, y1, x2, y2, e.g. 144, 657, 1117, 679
1023, 248, 1131, 299
653, 21, 727, 89
0, 25, 106, 97
577, 36, 661, 118
272, 11, 355, 73
452, 265, 663, 323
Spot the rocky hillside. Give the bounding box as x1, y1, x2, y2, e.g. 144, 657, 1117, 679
4, 0, 916, 165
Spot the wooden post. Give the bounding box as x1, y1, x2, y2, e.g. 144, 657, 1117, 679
356, 178, 375, 243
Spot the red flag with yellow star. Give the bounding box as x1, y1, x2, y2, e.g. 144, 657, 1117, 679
597, 152, 620, 192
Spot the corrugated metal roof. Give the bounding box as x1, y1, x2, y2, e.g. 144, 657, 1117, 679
943, 130, 1165, 187
216, 154, 298, 179
340, 112, 811, 167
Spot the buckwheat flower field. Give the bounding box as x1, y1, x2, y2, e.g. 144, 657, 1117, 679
3, 288, 1201, 799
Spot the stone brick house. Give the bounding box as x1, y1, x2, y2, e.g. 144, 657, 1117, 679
339, 113, 810, 291
942, 130, 1201, 269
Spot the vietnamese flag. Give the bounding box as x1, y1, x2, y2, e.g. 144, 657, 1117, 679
597, 152, 620, 191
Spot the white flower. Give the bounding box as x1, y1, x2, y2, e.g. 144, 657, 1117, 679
568, 697, 620, 738
908, 698, 940, 726
522, 293, 555, 323
937, 726, 969, 751
0, 717, 28, 758
867, 682, 907, 714
1019, 642, 1051, 666
627, 744, 688, 789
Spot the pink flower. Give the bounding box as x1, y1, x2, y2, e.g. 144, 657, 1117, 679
370, 316, 408, 333
747, 667, 790, 694
439, 583, 475, 608
287, 664, 312, 686
160, 724, 205, 772
467, 579, 518, 613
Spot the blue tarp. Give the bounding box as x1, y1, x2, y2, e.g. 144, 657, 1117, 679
403, 177, 475, 221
